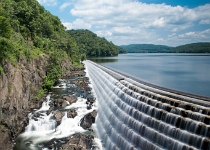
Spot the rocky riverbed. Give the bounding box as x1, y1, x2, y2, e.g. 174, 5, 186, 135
13, 67, 100, 150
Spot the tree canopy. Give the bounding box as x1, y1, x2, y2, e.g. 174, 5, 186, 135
0, 0, 82, 91
120, 43, 210, 53
67, 29, 119, 57
169, 42, 210, 53
120, 44, 172, 53
0, 0, 81, 65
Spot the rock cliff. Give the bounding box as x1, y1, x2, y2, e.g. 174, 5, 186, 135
0, 56, 73, 149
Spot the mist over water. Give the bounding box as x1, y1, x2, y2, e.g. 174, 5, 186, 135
90, 53, 210, 97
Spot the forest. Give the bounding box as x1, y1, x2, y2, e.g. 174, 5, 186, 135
67, 29, 119, 57
0, 0, 84, 91
169, 42, 210, 53
120, 44, 172, 53
0, 0, 123, 92
120, 43, 210, 53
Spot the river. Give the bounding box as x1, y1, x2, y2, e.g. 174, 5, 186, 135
89, 53, 210, 97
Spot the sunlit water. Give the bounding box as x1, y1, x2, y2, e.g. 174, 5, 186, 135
90, 53, 210, 97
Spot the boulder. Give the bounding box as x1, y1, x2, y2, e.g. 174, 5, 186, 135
54, 110, 63, 122
67, 109, 77, 118
80, 110, 97, 129
63, 96, 77, 104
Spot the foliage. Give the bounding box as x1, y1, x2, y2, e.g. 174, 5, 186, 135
0, 37, 19, 65
0, 16, 12, 38
67, 29, 119, 57
117, 46, 127, 54
81, 53, 86, 61
73, 62, 84, 69
0, 0, 84, 93
120, 43, 210, 53
0, 0, 81, 61
120, 44, 172, 53
168, 42, 210, 53
34, 89, 45, 101
0, 65, 4, 75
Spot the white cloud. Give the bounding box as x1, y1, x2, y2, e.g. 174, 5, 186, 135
200, 19, 210, 24
37, 0, 57, 6
178, 29, 210, 40
42, 0, 210, 46
62, 19, 91, 30
60, 2, 72, 11
153, 17, 165, 27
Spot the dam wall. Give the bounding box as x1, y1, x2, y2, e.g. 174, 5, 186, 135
84, 60, 210, 150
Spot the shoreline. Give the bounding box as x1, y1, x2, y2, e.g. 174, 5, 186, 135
10, 66, 99, 150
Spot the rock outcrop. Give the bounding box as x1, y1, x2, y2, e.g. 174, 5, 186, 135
0, 56, 73, 149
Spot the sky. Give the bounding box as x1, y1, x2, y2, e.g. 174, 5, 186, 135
37, 0, 210, 47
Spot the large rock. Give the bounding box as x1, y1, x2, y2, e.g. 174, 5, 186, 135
63, 95, 77, 104
54, 110, 64, 122
67, 109, 77, 118
80, 110, 97, 129
61, 133, 94, 150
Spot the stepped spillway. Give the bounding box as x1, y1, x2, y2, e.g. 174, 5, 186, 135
84, 60, 210, 150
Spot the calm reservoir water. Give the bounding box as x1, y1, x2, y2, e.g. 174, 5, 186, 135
89, 53, 210, 97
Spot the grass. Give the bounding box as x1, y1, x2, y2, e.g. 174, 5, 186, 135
0, 65, 4, 75
73, 61, 83, 69
33, 89, 45, 101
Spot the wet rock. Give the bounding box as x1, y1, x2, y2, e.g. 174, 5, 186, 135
80, 110, 97, 129
47, 107, 54, 115
63, 95, 77, 104
61, 133, 94, 150
62, 100, 68, 107
67, 109, 77, 118
54, 110, 64, 122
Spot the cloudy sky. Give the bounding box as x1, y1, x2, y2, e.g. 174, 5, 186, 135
37, 0, 210, 46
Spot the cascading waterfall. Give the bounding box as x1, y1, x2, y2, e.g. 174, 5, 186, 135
15, 74, 100, 150
84, 60, 210, 150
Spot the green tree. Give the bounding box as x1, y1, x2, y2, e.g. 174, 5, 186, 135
0, 16, 12, 38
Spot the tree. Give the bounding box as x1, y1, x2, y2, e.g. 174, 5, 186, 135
0, 16, 12, 38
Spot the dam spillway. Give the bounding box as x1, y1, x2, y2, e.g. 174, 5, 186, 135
84, 60, 210, 150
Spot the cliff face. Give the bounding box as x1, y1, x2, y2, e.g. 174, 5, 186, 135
0, 56, 73, 149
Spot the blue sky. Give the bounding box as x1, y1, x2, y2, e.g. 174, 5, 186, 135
37, 0, 210, 46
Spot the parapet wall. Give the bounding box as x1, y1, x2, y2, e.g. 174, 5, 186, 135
84, 60, 210, 150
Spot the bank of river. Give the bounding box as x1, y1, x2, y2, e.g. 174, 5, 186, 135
14, 68, 101, 150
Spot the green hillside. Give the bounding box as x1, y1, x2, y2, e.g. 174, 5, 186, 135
67, 29, 119, 57
0, 0, 82, 91
169, 42, 210, 53
120, 44, 172, 53
120, 43, 210, 53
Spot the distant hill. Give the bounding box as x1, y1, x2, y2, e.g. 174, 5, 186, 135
117, 46, 127, 54
120, 43, 210, 53
169, 42, 210, 53
67, 29, 118, 57
120, 44, 172, 53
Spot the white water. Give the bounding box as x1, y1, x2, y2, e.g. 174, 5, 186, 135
15, 77, 101, 150
84, 60, 210, 150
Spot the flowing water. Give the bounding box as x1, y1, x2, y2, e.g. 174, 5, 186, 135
84, 60, 210, 150
90, 53, 210, 97
14, 73, 101, 150
15, 58, 210, 150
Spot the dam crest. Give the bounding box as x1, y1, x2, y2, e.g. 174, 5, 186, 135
84, 60, 210, 150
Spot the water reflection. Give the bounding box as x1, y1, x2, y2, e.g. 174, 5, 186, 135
88, 57, 118, 63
